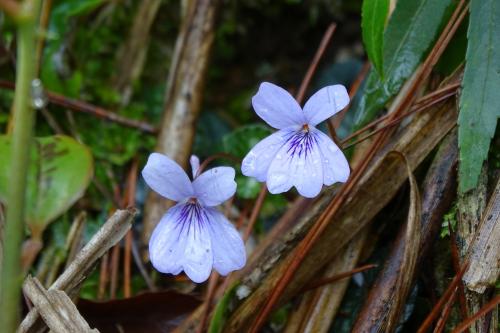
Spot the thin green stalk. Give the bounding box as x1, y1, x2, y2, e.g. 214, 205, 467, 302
0, 1, 40, 331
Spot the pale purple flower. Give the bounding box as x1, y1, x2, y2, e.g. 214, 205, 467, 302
142, 153, 246, 283
242, 82, 350, 198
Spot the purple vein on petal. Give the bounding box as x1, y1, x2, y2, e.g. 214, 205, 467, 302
285, 128, 319, 159
175, 201, 210, 242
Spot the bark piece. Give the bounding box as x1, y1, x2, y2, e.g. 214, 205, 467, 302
23, 276, 99, 333
457, 166, 498, 333
142, 0, 220, 244
463, 177, 500, 293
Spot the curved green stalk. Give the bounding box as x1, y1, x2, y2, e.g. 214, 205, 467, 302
0, 1, 41, 331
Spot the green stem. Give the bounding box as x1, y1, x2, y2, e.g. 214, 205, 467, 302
0, 1, 40, 331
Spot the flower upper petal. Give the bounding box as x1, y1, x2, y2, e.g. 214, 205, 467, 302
252, 82, 306, 129
303, 85, 349, 126
267, 130, 324, 198
206, 208, 246, 276
193, 167, 237, 207
149, 203, 213, 283
313, 128, 350, 184
241, 128, 292, 181
190, 155, 200, 178
142, 153, 193, 202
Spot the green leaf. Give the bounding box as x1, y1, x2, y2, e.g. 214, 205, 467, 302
361, 0, 390, 75
208, 282, 239, 333
354, 0, 454, 129
0, 135, 94, 236
458, 0, 500, 192
222, 124, 272, 159
236, 176, 261, 199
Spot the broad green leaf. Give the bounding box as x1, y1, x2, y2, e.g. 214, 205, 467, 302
361, 0, 390, 75
0, 135, 94, 237
236, 176, 261, 199
458, 0, 500, 192
222, 124, 272, 159
354, 0, 454, 129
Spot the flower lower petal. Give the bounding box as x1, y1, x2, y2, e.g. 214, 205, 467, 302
182, 213, 213, 283
267, 130, 324, 198
205, 208, 246, 276
149, 204, 188, 275
241, 128, 293, 181
314, 128, 350, 185
149, 203, 213, 283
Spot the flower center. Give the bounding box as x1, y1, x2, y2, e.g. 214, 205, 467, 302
286, 128, 317, 158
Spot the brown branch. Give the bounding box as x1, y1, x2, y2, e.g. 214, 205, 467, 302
295, 23, 337, 104
417, 262, 469, 333
301, 264, 377, 293
452, 296, 500, 333
0, 80, 157, 133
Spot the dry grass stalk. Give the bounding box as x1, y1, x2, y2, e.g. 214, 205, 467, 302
18, 208, 136, 333
23, 276, 99, 333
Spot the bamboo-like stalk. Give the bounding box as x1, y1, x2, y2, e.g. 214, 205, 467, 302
0, 1, 41, 331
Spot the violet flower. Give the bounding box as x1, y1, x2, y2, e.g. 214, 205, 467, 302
142, 153, 246, 283
242, 82, 350, 198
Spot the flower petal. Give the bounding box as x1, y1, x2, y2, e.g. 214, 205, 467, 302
267, 130, 324, 198
193, 167, 237, 206
205, 208, 246, 276
313, 128, 350, 184
149, 204, 189, 276
190, 155, 200, 178
241, 128, 293, 181
142, 153, 193, 202
149, 203, 213, 283
252, 82, 306, 129
303, 85, 349, 126
182, 212, 213, 283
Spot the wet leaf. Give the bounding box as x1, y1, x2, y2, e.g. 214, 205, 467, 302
78, 291, 201, 333
222, 124, 272, 159
458, 0, 500, 192
0, 135, 93, 237
361, 0, 390, 75
354, 0, 454, 129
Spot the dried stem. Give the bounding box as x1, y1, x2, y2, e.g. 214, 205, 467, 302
300, 264, 377, 293
295, 23, 337, 104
